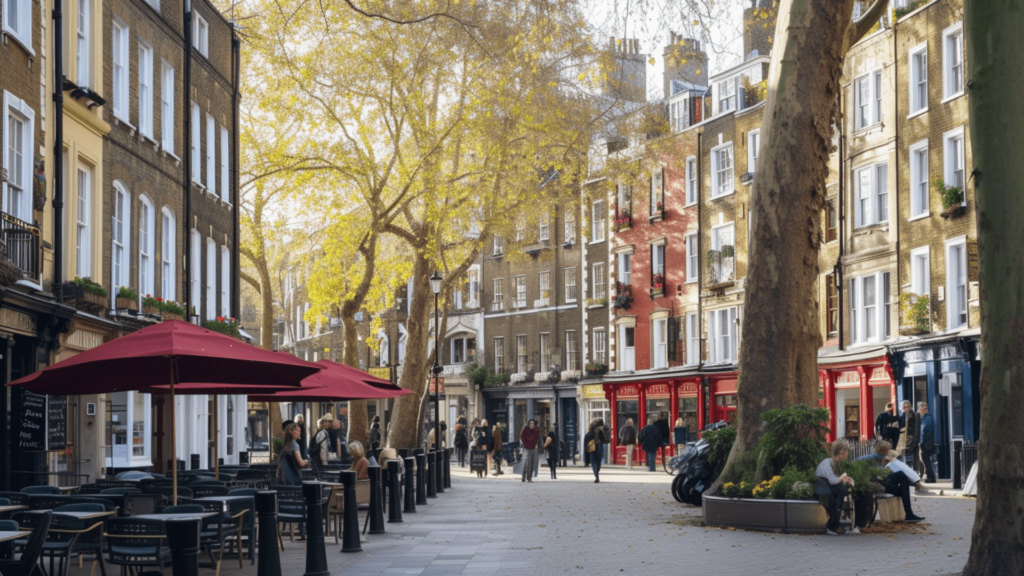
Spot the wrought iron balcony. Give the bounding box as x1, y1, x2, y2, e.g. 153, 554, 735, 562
1, 212, 40, 283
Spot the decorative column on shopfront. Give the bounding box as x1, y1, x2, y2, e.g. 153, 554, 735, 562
858, 367, 871, 441
818, 370, 836, 442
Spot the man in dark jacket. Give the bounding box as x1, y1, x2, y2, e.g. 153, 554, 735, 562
900, 400, 919, 468
618, 418, 637, 470
638, 416, 662, 472
918, 402, 937, 482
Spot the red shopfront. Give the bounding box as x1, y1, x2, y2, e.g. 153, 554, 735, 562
818, 354, 895, 442
605, 376, 704, 465
707, 374, 738, 426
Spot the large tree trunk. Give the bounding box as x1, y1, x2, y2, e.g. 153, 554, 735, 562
257, 262, 275, 350
713, 0, 885, 488
388, 249, 434, 449
962, 2, 1024, 573
342, 314, 370, 445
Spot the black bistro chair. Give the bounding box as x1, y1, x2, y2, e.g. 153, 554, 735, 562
271, 485, 306, 548
27, 495, 73, 511
0, 510, 50, 576
104, 517, 171, 575
122, 494, 167, 517
0, 520, 16, 560
40, 510, 109, 576
0, 493, 29, 507
21, 486, 61, 495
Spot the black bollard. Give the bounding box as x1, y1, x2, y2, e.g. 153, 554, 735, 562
339, 471, 362, 553
367, 466, 385, 534
256, 491, 282, 576
191, 454, 201, 470
415, 453, 428, 505
166, 517, 201, 576
444, 448, 451, 489
380, 466, 389, 514
403, 457, 417, 513
435, 450, 445, 494
303, 482, 329, 576
426, 452, 438, 498
387, 460, 403, 523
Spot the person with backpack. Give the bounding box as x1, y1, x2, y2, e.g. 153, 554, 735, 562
454, 421, 469, 467
307, 414, 332, 479
584, 419, 609, 483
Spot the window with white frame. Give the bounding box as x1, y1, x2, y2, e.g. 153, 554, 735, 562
77, 0, 91, 87
946, 239, 968, 329
711, 223, 735, 283
944, 127, 966, 191
468, 268, 479, 307
139, 197, 155, 297
616, 184, 631, 212
650, 168, 664, 215
943, 24, 964, 100
712, 143, 734, 198
539, 212, 549, 241
492, 278, 503, 311
854, 70, 883, 130
651, 243, 665, 278
161, 64, 175, 152
190, 229, 202, 318
685, 233, 698, 282
747, 129, 760, 174
112, 21, 129, 120
686, 157, 697, 205
592, 262, 606, 299
112, 183, 131, 292
540, 333, 551, 372
206, 114, 216, 193
161, 208, 176, 301
492, 234, 503, 255
193, 12, 209, 57
564, 209, 576, 244
220, 125, 230, 203
451, 336, 476, 364
854, 163, 889, 227
617, 252, 631, 286
516, 335, 527, 373
592, 200, 606, 242
75, 166, 91, 277
514, 275, 526, 308
593, 329, 607, 365
849, 271, 892, 344
191, 102, 201, 182
910, 141, 929, 218
514, 214, 525, 242
652, 318, 668, 369
3, 92, 34, 222
138, 42, 154, 138
494, 337, 505, 373
539, 270, 550, 304
220, 245, 230, 317
3, 0, 33, 53
911, 247, 930, 297
707, 307, 737, 363
564, 267, 577, 302
205, 239, 216, 320
686, 312, 699, 365
565, 331, 578, 371
618, 325, 635, 371
909, 45, 928, 114
718, 78, 737, 113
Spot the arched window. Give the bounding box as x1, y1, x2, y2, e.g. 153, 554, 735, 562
111, 182, 132, 297
161, 207, 176, 301
220, 245, 230, 317
138, 195, 155, 297
190, 229, 202, 318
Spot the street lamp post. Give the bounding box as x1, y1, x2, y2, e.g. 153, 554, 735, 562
429, 271, 444, 451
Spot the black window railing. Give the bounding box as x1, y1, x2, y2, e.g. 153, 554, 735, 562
1, 212, 40, 282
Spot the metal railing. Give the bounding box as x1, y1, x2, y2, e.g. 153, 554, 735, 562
1, 211, 40, 281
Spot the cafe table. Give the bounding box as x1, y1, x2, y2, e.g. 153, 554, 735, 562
133, 512, 218, 521
0, 505, 28, 514
0, 530, 29, 543
53, 510, 116, 520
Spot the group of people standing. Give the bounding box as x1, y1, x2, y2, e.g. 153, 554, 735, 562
875, 400, 937, 483
275, 413, 371, 485
617, 416, 674, 472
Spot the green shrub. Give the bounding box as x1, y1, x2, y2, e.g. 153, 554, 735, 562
704, 426, 737, 475
466, 362, 506, 388
116, 286, 138, 300
73, 276, 108, 297
788, 481, 815, 501
203, 317, 241, 339
933, 178, 965, 210
769, 466, 820, 500
755, 404, 831, 479
840, 459, 891, 496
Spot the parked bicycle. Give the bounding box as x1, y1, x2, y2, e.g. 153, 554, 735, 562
669, 421, 731, 505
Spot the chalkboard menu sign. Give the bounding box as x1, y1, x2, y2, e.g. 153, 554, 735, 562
47, 395, 68, 451
17, 391, 47, 451
470, 449, 488, 473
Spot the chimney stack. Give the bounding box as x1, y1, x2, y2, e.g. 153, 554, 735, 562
662, 32, 709, 98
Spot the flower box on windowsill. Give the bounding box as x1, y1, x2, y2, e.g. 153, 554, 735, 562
900, 326, 929, 336
586, 298, 607, 308
940, 204, 967, 219
116, 297, 138, 312
649, 287, 665, 298
560, 370, 582, 382
707, 280, 735, 292
648, 212, 664, 224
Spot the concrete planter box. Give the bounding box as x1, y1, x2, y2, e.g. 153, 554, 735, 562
703, 495, 828, 534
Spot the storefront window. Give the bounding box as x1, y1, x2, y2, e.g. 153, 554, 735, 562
714, 394, 737, 426
678, 397, 698, 441
107, 391, 151, 467
646, 398, 669, 424
616, 399, 638, 435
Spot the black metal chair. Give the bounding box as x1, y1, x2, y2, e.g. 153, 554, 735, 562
0, 493, 28, 506
21, 486, 61, 495
272, 485, 305, 548
0, 520, 16, 560
162, 504, 204, 515
68, 497, 119, 518
104, 517, 171, 575
141, 485, 192, 499
0, 510, 50, 576
189, 500, 233, 575
27, 495, 73, 511
121, 494, 166, 517
226, 497, 256, 566
36, 512, 107, 576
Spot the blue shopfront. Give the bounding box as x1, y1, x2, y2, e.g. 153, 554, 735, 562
891, 333, 981, 480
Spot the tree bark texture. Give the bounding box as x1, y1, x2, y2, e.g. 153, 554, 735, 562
388, 249, 434, 449
342, 314, 370, 446
715, 0, 881, 487
962, 1, 1024, 573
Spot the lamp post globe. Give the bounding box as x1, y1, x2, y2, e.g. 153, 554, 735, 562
430, 271, 443, 451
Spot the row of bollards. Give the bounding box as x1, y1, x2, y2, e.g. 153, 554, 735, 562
159, 447, 458, 574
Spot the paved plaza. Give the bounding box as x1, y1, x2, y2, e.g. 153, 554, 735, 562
67, 465, 975, 576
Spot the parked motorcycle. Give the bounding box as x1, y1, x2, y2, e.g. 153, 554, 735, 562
669, 421, 730, 506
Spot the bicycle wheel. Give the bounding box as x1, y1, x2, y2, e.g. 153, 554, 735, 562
664, 452, 676, 475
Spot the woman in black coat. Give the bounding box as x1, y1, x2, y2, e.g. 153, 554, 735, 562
583, 419, 608, 483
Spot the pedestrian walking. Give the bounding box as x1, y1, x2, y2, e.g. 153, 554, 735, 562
295, 414, 308, 460
369, 415, 382, 451
544, 424, 559, 479
584, 419, 608, 483
308, 414, 332, 479
428, 421, 447, 449
875, 403, 900, 447
476, 419, 492, 478
519, 419, 541, 482
918, 402, 937, 483
639, 415, 661, 472
454, 421, 469, 467
619, 418, 637, 470
491, 422, 504, 475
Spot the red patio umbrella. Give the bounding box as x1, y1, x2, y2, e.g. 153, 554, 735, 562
7, 320, 322, 501
247, 359, 411, 403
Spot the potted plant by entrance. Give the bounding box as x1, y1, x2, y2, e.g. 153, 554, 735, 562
935, 178, 966, 218
115, 287, 139, 312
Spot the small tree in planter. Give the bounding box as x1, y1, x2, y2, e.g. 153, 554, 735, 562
900, 292, 930, 335
585, 360, 607, 377
116, 287, 139, 311
934, 177, 966, 218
